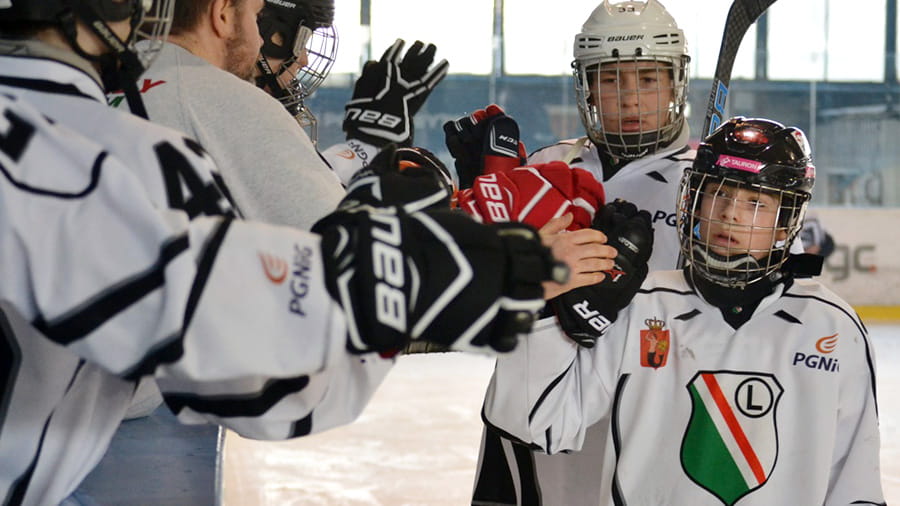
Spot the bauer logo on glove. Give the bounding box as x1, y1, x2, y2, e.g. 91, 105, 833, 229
457, 161, 605, 231
344, 39, 448, 147
550, 199, 654, 348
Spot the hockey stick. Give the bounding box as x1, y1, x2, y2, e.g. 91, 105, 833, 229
703, 0, 779, 138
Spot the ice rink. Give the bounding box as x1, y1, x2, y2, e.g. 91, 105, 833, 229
221, 323, 900, 505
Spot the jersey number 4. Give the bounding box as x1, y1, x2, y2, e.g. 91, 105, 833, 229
155, 138, 236, 218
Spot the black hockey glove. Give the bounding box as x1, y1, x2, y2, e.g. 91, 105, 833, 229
343, 39, 449, 148
550, 199, 653, 348
312, 201, 568, 355
443, 104, 527, 190
344, 144, 455, 212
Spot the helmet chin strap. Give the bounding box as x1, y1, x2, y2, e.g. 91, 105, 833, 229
255, 55, 298, 105
60, 2, 149, 119
690, 244, 763, 287
255, 55, 317, 142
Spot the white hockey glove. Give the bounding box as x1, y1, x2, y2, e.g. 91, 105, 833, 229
313, 150, 568, 356
343, 39, 449, 148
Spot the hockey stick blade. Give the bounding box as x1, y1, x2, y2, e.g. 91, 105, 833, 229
703, 0, 779, 138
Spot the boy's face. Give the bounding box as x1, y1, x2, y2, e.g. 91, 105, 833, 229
589, 60, 675, 134
697, 181, 788, 260
254, 27, 311, 89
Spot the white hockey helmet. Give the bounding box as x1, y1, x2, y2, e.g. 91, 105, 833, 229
573, 0, 690, 160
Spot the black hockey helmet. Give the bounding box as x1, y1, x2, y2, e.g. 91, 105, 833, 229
0, 0, 174, 117
345, 145, 456, 212
0, 0, 173, 70
692, 116, 815, 197
0, 0, 137, 23
258, 0, 335, 60
256, 0, 338, 136
677, 117, 816, 288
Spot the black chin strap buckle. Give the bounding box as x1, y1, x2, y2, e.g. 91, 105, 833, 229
782, 253, 824, 278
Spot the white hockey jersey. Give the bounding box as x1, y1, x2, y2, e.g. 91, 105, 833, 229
484, 270, 884, 505
472, 135, 694, 506
0, 41, 392, 506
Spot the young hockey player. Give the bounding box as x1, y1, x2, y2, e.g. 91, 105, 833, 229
451, 1, 695, 503
0, 2, 560, 504
482, 117, 885, 505
254, 0, 448, 184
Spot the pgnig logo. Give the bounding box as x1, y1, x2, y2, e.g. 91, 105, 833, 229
792, 333, 839, 373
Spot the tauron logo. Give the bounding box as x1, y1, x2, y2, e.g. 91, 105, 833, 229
259, 252, 288, 284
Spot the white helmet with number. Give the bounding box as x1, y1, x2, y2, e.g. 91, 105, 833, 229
573, 0, 690, 160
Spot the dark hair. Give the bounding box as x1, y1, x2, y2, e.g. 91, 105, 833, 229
170, 0, 248, 35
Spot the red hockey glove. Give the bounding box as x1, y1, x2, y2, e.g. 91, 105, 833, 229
443, 104, 527, 190
457, 161, 605, 231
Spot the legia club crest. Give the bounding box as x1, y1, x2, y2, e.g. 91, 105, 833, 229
681, 371, 783, 505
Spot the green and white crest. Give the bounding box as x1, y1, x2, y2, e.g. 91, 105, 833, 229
680, 371, 783, 505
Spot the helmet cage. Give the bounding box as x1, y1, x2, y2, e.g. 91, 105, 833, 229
258, 0, 338, 111
276, 25, 338, 109
573, 54, 688, 160
677, 168, 810, 289
572, 0, 689, 160
130, 0, 174, 71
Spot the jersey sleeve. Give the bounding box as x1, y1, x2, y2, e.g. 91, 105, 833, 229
823, 317, 885, 505
483, 308, 627, 454
321, 138, 381, 185
0, 97, 387, 438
